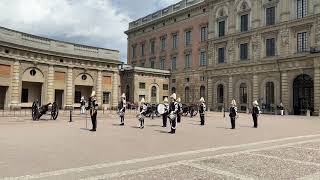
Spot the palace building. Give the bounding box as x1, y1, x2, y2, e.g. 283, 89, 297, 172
125, 0, 320, 116
0, 26, 121, 110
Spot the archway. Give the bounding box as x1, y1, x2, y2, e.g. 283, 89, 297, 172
265, 82, 275, 112
151, 86, 157, 104
200, 86, 206, 100
293, 74, 314, 115
21, 68, 45, 107
185, 87, 190, 103
126, 85, 130, 102
74, 73, 94, 104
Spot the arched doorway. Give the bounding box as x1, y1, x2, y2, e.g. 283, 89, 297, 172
239, 83, 248, 112
171, 87, 176, 94
217, 84, 224, 104
185, 87, 190, 103
126, 85, 130, 102
293, 74, 314, 115
200, 86, 206, 99
151, 86, 157, 104
265, 82, 275, 112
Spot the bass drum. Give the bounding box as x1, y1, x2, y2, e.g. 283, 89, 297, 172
157, 104, 166, 115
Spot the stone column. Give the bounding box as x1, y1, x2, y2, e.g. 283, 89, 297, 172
314, 62, 320, 116
315, 0, 320, 14
207, 77, 213, 111
96, 70, 102, 107
252, 74, 259, 102
65, 67, 73, 109
252, 0, 261, 28
112, 72, 120, 108
10, 60, 20, 109
280, 0, 290, 22
281, 71, 290, 114
47, 65, 54, 103
228, 76, 233, 105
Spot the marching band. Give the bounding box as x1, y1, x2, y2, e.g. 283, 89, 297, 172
80, 91, 264, 134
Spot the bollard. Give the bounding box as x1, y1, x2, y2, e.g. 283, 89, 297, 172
69, 110, 72, 122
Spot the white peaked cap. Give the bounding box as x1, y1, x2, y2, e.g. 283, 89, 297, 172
253, 100, 259, 106
177, 97, 181, 102
170, 93, 177, 100
81, 96, 84, 100
163, 97, 169, 103
121, 93, 126, 98
231, 99, 237, 106
91, 91, 96, 97
140, 98, 145, 103
200, 97, 205, 102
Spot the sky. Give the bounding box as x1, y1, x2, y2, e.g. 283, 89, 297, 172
0, 0, 179, 62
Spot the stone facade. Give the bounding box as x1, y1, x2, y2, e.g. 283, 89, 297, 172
126, 0, 320, 116
0, 27, 121, 110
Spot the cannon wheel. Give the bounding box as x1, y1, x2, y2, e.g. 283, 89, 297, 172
31, 102, 39, 121
51, 102, 59, 120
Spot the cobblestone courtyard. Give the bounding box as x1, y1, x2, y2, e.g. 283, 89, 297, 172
1, 111, 320, 179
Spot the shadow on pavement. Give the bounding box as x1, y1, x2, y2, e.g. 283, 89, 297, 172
154, 130, 169, 134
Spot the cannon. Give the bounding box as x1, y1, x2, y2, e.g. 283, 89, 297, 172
181, 104, 198, 117
31, 101, 59, 121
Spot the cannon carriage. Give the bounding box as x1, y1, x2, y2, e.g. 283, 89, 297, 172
31, 101, 59, 121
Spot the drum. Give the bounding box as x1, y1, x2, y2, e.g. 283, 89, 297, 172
157, 104, 166, 115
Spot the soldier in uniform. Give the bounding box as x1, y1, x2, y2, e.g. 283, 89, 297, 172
88, 91, 98, 132
177, 97, 183, 123
162, 97, 169, 127
229, 99, 237, 129
199, 97, 206, 126
139, 98, 148, 129
252, 100, 261, 128
168, 93, 179, 134
80, 96, 86, 114
118, 93, 127, 126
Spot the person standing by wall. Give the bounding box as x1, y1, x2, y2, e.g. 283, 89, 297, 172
252, 100, 261, 128
229, 99, 237, 129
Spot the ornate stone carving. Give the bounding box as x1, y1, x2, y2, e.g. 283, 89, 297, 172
251, 33, 261, 60
315, 17, 320, 47
228, 39, 235, 63
280, 29, 289, 48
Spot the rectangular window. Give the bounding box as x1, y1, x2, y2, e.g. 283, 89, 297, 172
297, 32, 308, 53
172, 56, 177, 70
141, 43, 145, 56
21, 89, 28, 103
266, 38, 276, 57
185, 30, 192, 45
218, 21, 225, 37
74, 91, 81, 103
102, 92, 110, 104
200, 26, 208, 42
297, 0, 308, 19
163, 84, 169, 90
240, 43, 248, 60
132, 46, 136, 58
185, 54, 191, 68
240, 14, 249, 32
160, 36, 166, 50
139, 82, 146, 89
266, 7, 275, 26
160, 58, 165, 70
172, 33, 178, 49
218, 47, 225, 63
150, 60, 155, 68
150, 40, 155, 54
200, 51, 207, 66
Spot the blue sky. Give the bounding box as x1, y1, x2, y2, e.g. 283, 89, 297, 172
0, 0, 179, 62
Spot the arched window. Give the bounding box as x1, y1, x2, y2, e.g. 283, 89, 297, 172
151, 86, 157, 98
200, 86, 206, 99
217, 84, 224, 103
265, 82, 275, 105
240, 83, 248, 104
171, 87, 176, 94
185, 87, 190, 103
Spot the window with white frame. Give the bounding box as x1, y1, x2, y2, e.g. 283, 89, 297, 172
185, 54, 191, 68
200, 26, 208, 42
172, 33, 178, 49
185, 30, 192, 45
297, 0, 308, 19
297, 32, 308, 53
172, 56, 177, 70
200, 51, 207, 66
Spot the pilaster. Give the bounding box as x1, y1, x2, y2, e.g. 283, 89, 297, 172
228, 76, 233, 105
280, 0, 290, 22
65, 67, 73, 109
47, 65, 54, 103
314, 61, 320, 116
10, 60, 20, 109
207, 77, 213, 111
112, 72, 120, 107
281, 71, 289, 114
252, 74, 259, 102
96, 70, 102, 107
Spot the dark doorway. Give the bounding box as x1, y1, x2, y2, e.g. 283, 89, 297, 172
55, 90, 64, 109
293, 74, 314, 115
0, 86, 8, 109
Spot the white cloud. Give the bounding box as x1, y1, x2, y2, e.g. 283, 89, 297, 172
0, 0, 180, 62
